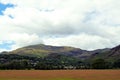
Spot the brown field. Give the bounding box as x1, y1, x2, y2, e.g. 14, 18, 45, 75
0, 70, 120, 80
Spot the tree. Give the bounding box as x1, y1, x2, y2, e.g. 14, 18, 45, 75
113, 59, 120, 68
91, 59, 110, 69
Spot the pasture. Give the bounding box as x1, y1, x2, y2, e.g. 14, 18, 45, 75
0, 70, 120, 80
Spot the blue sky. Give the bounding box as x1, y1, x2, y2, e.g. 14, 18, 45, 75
0, 0, 120, 52
0, 2, 14, 15
0, 2, 14, 50
0, 41, 15, 50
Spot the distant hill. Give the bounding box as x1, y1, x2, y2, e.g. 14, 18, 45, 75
90, 45, 120, 61
1, 44, 120, 60
4, 44, 90, 59
110, 45, 120, 57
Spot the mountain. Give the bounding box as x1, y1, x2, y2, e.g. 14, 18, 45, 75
109, 45, 120, 57
0, 44, 93, 59
1, 44, 120, 60
4, 44, 90, 59
89, 45, 120, 61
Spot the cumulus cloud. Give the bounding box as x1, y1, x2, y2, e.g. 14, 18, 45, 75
43, 33, 113, 50
9, 33, 43, 50
0, 0, 120, 51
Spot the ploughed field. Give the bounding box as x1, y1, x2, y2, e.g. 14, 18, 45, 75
0, 70, 120, 80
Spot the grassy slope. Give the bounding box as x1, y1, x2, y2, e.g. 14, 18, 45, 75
10, 48, 50, 57
5, 44, 120, 60
90, 51, 120, 62
9, 44, 80, 57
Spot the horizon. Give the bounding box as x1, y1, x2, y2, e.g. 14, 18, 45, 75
0, 0, 120, 52
0, 43, 118, 53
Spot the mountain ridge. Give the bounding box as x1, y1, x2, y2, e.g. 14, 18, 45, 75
1, 44, 120, 60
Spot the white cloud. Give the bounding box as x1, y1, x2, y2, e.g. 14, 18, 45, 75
9, 33, 43, 50
0, 48, 11, 52
43, 33, 112, 50
0, 0, 120, 51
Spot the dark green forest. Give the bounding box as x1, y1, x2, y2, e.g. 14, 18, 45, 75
0, 54, 120, 70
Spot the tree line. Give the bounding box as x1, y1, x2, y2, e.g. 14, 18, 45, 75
0, 54, 120, 70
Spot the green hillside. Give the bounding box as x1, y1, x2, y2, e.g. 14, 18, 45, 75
0, 44, 120, 70
8, 44, 82, 58
1, 44, 120, 60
